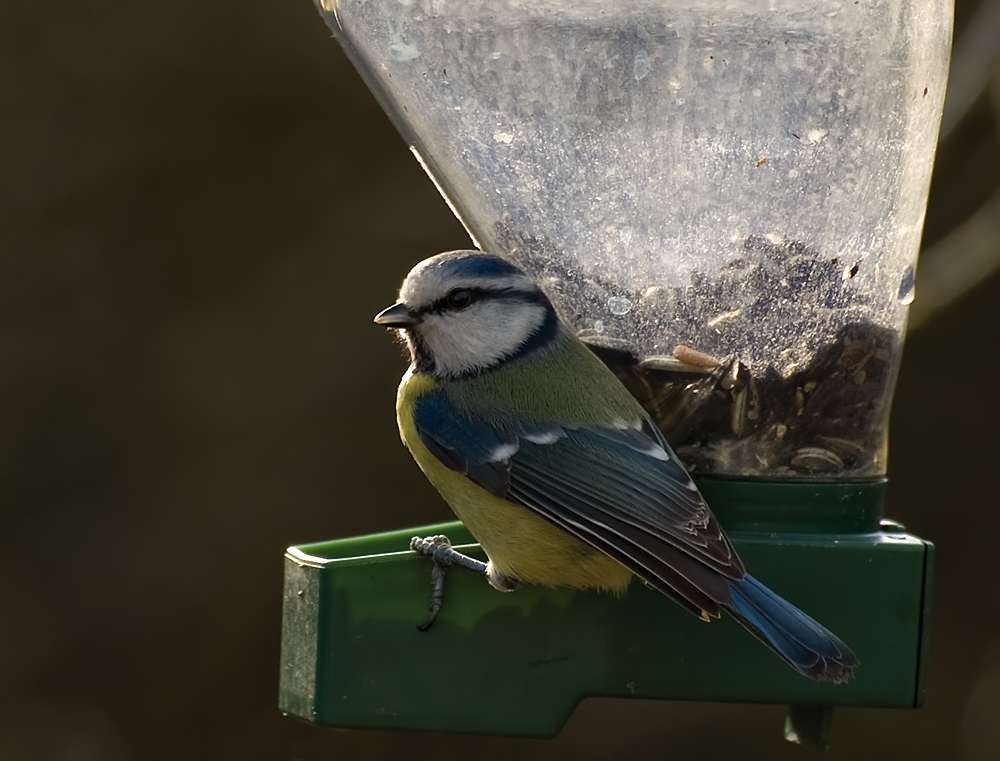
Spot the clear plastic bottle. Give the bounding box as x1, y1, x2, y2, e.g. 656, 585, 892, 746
318, 0, 953, 478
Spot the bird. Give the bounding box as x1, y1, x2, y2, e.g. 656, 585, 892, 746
374, 249, 858, 683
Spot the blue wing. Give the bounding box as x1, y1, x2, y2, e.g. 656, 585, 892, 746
410, 389, 516, 497
412, 388, 744, 617
413, 388, 859, 681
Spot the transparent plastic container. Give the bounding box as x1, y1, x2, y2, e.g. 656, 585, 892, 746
317, 0, 952, 478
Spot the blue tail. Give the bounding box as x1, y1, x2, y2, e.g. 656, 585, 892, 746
723, 575, 858, 683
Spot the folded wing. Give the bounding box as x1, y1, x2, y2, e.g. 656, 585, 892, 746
413, 389, 744, 618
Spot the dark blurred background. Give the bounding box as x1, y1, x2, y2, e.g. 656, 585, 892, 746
3, 1, 999, 759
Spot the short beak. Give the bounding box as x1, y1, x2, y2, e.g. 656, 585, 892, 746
374, 302, 416, 328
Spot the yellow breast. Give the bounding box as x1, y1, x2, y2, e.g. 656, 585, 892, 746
396, 368, 632, 592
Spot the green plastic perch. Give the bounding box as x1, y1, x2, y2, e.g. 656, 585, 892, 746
279, 479, 932, 748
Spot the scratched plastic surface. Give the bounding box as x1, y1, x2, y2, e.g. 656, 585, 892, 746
278, 479, 934, 735
314, 0, 952, 477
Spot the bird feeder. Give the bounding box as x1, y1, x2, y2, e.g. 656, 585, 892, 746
281, 0, 951, 747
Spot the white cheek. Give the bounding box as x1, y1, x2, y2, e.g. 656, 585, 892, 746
422, 302, 546, 375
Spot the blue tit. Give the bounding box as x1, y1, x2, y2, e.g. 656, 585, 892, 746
375, 250, 858, 683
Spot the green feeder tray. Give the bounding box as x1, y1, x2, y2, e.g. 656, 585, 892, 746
279, 479, 933, 747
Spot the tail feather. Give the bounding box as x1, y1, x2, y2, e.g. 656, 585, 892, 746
723, 574, 858, 683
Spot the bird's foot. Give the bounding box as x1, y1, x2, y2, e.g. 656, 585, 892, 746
409, 535, 488, 631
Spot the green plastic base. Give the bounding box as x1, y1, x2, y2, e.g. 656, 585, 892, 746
279, 480, 932, 739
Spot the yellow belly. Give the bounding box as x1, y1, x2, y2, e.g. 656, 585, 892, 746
397, 369, 632, 592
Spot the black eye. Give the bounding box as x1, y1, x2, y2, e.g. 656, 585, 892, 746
446, 289, 473, 310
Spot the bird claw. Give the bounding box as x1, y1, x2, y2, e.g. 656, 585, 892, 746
410, 534, 488, 630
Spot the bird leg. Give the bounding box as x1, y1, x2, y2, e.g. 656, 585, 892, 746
409, 534, 487, 631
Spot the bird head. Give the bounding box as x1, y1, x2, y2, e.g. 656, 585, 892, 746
374, 251, 559, 378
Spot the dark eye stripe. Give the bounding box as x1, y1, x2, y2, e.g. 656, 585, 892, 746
416, 286, 547, 316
